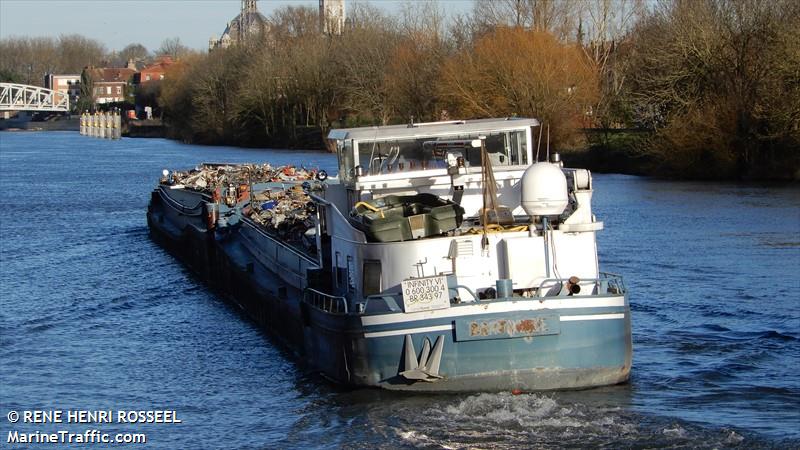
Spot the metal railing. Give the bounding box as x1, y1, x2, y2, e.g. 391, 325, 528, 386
600, 272, 627, 295
303, 288, 349, 314
536, 272, 626, 297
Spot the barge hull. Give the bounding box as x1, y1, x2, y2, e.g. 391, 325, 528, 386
148, 192, 632, 391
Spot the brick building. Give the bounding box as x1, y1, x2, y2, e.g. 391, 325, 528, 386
83, 62, 136, 105
134, 56, 174, 84
44, 74, 81, 107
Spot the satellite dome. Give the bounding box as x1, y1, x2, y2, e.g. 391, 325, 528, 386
520, 162, 568, 216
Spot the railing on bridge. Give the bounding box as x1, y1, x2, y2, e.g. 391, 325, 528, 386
0, 83, 69, 112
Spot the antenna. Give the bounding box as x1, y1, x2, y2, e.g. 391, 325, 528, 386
535, 125, 543, 162
546, 124, 550, 162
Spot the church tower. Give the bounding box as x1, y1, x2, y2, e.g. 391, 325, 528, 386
320, 0, 345, 35
210, 0, 267, 50
242, 0, 257, 14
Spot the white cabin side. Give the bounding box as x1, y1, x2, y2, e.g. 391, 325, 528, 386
318, 118, 605, 307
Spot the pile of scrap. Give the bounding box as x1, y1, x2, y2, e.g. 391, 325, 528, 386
248, 185, 317, 252
163, 163, 320, 193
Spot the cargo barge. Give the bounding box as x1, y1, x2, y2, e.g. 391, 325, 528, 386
147, 118, 632, 391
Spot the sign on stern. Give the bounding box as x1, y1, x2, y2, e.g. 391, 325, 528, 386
401, 275, 450, 313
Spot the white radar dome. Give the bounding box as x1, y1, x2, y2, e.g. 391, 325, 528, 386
521, 162, 568, 216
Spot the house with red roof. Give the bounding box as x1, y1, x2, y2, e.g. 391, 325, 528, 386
134, 56, 174, 85
83, 61, 136, 105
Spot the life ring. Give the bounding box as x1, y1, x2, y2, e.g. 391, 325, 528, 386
316, 170, 328, 181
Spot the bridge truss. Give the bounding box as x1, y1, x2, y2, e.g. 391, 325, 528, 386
0, 83, 69, 112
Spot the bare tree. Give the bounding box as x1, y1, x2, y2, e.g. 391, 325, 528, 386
157, 37, 191, 59
385, 1, 450, 121
577, 0, 645, 128
57, 34, 106, 72
115, 43, 150, 66
335, 3, 399, 125
439, 27, 599, 147
473, 0, 579, 40
624, 0, 799, 177
0, 34, 106, 85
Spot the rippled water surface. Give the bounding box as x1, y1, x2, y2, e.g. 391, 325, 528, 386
1, 132, 798, 448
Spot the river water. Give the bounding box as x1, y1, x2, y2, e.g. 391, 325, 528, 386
1, 132, 798, 448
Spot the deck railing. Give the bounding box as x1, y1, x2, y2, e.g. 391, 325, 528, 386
536, 272, 626, 296
303, 288, 349, 314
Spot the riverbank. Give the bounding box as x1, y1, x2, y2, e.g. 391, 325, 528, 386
562, 129, 800, 182
151, 124, 799, 182
5, 120, 794, 181
0, 115, 78, 132
126, 119, 167, 138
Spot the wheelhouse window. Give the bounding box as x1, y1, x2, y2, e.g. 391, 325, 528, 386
336, 140, 355, 183
355, 129, 528, 176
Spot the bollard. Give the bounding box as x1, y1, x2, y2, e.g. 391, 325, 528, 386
110, 112, 115, 139
496, 279, 513, 298
110, 111, 116, 139
114, 111, 122, 139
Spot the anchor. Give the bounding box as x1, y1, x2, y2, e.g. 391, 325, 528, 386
400, 334, 445, 382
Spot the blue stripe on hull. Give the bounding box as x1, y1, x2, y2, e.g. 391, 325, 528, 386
350, 302, 632, 391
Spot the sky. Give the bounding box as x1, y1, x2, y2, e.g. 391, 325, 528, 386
0, 0, 473, 52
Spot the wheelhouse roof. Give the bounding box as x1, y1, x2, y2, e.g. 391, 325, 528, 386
327, 117, 540, 142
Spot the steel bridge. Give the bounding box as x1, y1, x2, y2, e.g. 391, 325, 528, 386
0, 83, 69, 112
